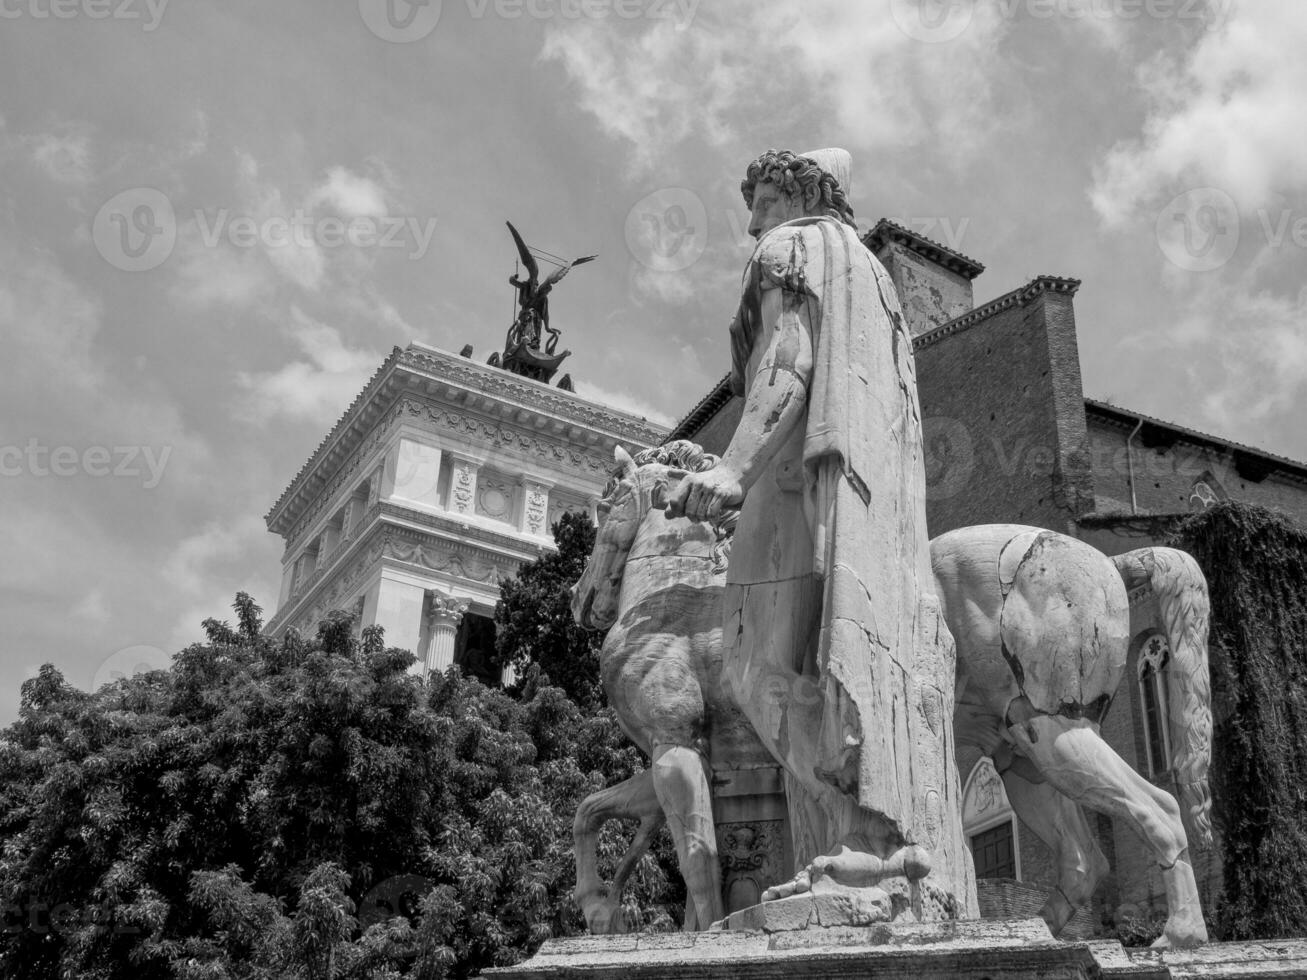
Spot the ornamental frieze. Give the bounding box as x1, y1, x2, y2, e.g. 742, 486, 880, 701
397, 348, 666, 445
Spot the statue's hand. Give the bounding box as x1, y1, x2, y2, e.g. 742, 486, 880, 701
666, 466, 744, 522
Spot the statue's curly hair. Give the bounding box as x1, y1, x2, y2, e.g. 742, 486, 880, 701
741, 149, 856, 229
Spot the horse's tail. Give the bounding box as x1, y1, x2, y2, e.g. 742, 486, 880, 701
1112, 547, 1214, 849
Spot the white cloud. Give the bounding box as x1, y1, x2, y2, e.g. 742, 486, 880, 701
1091, 5, 1307, 226
27, 126, 93, 186
169, 224, 275, 309
161, 513, 278, 649
72, 588, 110, 624
236, 307, 380, 424
309, 166, 389, 218
540, 1, 1011, 174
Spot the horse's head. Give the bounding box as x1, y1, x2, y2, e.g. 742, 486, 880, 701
572, 441, 717, 631
573, 446, 651, 631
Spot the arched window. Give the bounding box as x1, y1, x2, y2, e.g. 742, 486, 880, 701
962, 758, 1021, 880
1137, 632, 1172, 778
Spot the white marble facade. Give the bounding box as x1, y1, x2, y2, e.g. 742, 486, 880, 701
264, 342, 667, 680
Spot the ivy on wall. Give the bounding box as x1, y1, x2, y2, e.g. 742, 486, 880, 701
1170, 501, 1307, 941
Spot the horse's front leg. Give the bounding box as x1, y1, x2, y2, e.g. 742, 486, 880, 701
573, 770, 662, 934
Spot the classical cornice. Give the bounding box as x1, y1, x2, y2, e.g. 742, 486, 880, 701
913, 276, 1082, 352
266, 343, 668, 539
399, 344, 668, 444
863, 218, 986, 281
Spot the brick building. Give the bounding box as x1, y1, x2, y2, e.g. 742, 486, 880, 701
669, 218, 1307, 933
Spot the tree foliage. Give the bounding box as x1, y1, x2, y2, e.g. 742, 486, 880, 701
1170, 501, 1307, 940
494, 511, 606, 710
0, 576, 678, 977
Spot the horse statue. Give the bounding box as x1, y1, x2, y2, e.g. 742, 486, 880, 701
570, 443, 1213, 947
570, 441, 738, 934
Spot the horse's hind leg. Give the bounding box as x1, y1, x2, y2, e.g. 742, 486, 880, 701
651, 743, 723, 930
1008, 714, 1207, 948
573, 770, 663, 934
995, 755, 1108, 936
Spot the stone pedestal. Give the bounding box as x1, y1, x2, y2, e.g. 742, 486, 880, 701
487, 923, 1307, 980
487, 918, 1096, 979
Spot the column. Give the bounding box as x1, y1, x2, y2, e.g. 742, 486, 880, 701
520, 478, 551, 537
424, 591, 468, 675
448, 456, 479, 517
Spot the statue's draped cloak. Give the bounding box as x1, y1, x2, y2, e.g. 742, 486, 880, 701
728, 215, 960, 857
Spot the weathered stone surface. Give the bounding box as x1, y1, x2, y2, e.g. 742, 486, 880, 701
491, 927, 1307, 979
486, 918, 1100, 978
720, 883, 893, 932
934, 525, 1214, 946
668, 146, 975, 922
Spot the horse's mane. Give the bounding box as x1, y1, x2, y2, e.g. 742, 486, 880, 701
603, 440, 720, 496
633, 440, 719, 473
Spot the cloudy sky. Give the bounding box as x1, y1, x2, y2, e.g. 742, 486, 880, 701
1, 0, 1303, 720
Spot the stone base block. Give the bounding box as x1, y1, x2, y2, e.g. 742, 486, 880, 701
486, 918, 1097, 979
1089, 937, 1307, 978
487, 921, 1307, 979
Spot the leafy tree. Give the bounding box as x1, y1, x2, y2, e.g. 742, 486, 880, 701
0, 589, 678, 979
494, 512, 607, 709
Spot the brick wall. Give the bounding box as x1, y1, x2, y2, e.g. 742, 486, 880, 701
915, 279, 1093, 537
1084, 413, 1307, 528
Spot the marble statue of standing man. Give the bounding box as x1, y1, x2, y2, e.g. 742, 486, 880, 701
669, 149, 977, 921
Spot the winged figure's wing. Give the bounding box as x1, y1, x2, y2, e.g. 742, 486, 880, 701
539, 255, 597, 296
505, 221, 538, 281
